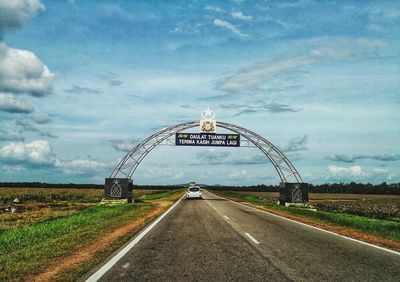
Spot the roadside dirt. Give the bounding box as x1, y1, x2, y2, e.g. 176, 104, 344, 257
31, 205, 166, 282
223, 195, 400, 252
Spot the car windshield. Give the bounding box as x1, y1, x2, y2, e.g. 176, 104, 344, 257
189, 187, 200, 192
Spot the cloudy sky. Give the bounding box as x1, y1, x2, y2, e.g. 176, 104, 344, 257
0, 0, 399, 185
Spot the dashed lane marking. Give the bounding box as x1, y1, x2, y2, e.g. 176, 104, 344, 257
245, 232, 260, 244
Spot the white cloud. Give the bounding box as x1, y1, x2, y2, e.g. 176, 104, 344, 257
3, 164, 25, 174
61, 159, 107, 175
15, 118, 57, 138
174, 171, 184, 179
213, 18, 248, 37
363, 3, 400, 20
228, 170, 249, 180
215, 50, 346, 94
326, 153, 400, 163
195, 149, 231, 165
0, 93, 33, 113
371, 168, 388, 174
278, 0, 315, 8
216, 55, 315, 93
140, 168, 185, 180
32, 112, 50, 124
296, 37, 387, 57
0, 140, 58, 166
283, 135, 308, 152
0, 139, 107, 175
215, 37, 387, 95
326, 165, 394, 182
327, 165, 364, 179
231, 11, 252, 21
0, 43, 54, 96
0, 0, 44, 34
111, 139, 140, 152
0, 130, 24, 141
204, 6, 223, 12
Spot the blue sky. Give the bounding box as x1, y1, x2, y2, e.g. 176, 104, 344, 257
0, 0, 399, 185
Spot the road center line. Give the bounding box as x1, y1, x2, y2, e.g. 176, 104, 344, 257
245, 232, 260, 244
85, 195, 184, 282
223, 215, 230, 220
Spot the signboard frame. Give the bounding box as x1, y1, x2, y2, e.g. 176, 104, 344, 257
175, 133, 240, 147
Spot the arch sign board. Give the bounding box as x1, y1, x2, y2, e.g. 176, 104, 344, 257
105, 108, 308, 205
175, 133, 240, 147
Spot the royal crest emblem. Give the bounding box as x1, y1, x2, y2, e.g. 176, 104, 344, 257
200, 107, 216, 133
201, 120, 215, 133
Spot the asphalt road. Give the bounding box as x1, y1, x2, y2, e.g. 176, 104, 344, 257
92, 190, 400, 281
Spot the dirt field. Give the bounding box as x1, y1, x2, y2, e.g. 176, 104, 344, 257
231, 191, 400, 201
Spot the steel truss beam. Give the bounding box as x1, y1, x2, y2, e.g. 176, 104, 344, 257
110, 121, 303, 183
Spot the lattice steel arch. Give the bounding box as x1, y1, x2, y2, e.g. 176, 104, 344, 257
110, 121, 303, 183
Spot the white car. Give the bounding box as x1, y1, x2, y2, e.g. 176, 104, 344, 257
186, 186, 202, 199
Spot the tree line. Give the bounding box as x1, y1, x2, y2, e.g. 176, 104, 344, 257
0, 182, 179, 190
0, 182, 399, 195
209, 182, 400, 195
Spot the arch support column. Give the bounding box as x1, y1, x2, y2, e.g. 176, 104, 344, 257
104, 178, 133, 202
278, 182, 309, 205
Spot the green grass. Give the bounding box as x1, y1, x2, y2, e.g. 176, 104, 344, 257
139, 189, 182, 201
213, 191, 400, 242
0, 203, 153, 281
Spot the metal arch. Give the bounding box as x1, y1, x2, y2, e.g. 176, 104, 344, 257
217, 121, 303, 183
110, 121, 303, 183
110, 121, 199, 179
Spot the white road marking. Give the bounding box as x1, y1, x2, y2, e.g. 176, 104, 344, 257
223, 215, 230, 220
245, 232, 260, 244
205, 190, 400, 256
85, 195, 185, 282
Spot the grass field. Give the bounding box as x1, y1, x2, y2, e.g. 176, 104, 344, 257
0, 187, 184, 281
212, 191, 400, 243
